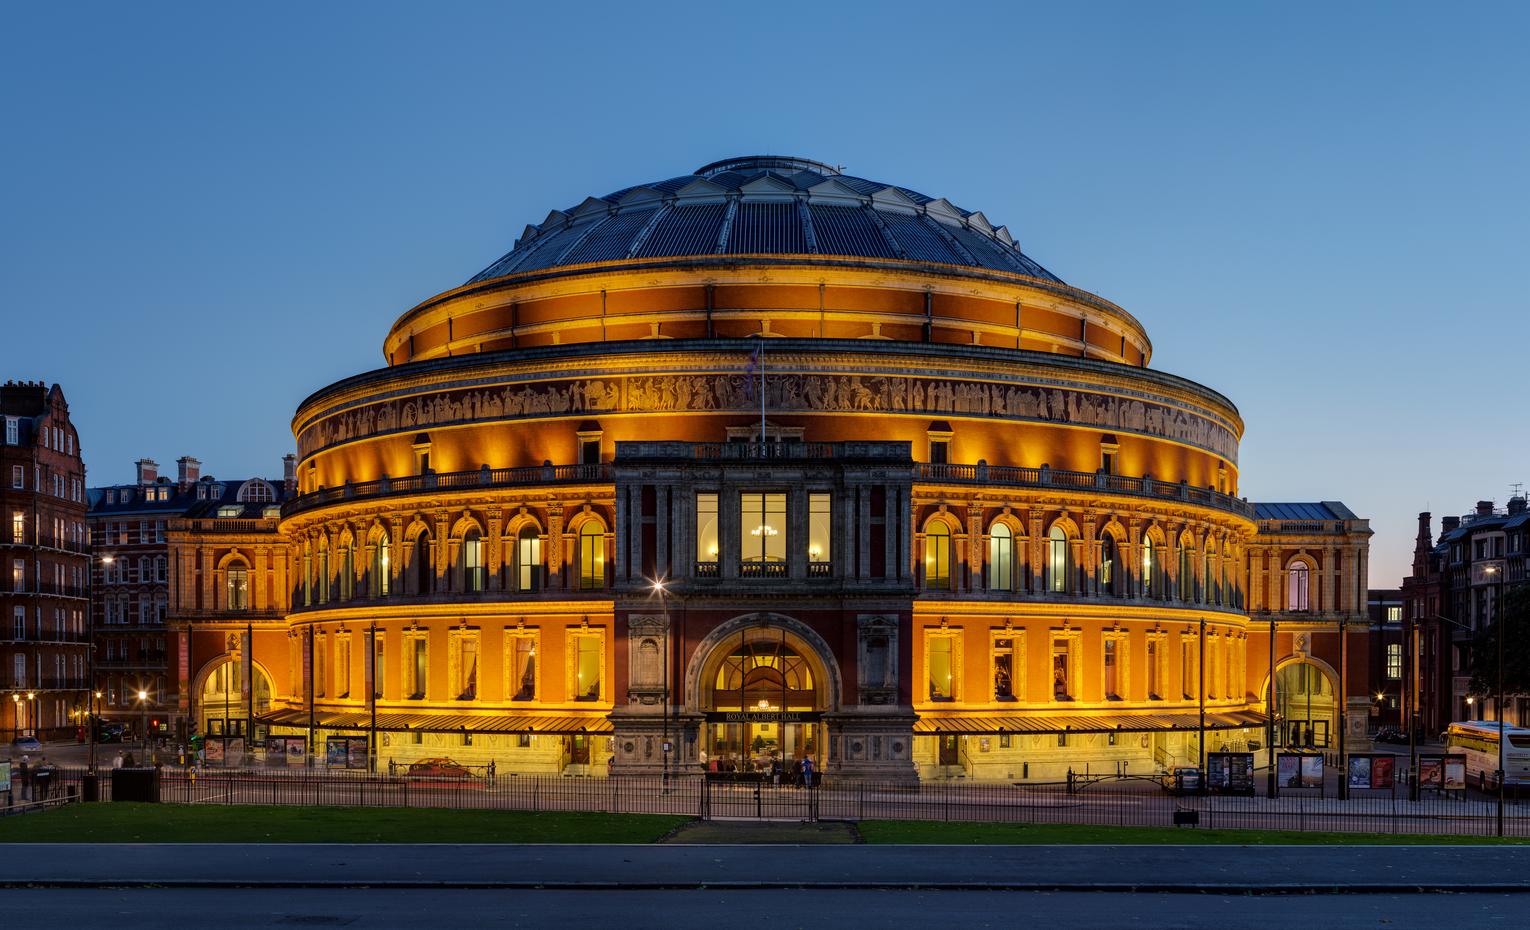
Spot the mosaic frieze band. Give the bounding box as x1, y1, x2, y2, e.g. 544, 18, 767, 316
297, 371, 1239, 462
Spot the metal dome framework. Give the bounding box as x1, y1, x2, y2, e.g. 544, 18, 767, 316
467, 156, 1062, 285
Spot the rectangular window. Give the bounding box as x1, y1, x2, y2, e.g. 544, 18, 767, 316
1385, 606, 1402, 624
336, 637, 351, 698
454, 635, 479, 700
1147, 639, 1162, 699
928, 635, 954, 701
3, 417, 16, 445
315, 636, 327, 698
928, 438, 950, 465
696, 492, 719, 565
1104, 639, 1120, 699
991, 637, 1015, 701
509, 635, 536, 701
1182, 640, 1196, 700
1386, 642, 1402, 680
406, 636, 427, 700
739, 492, 786, 574
1052, 638, 1073, 700
579, 437, 601, 466
808, 493, 831, 566
573, 634, 601, 701
11, 511, 22, 544
10, 465, 21, 489
12, 559, 23, 590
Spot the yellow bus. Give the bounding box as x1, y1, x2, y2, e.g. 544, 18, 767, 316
1444, 721, 1530, 789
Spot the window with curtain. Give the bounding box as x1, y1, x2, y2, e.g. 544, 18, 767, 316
414, 533, 432, 594
1288, 563, 1310, 611
371, 532, 391, 597
226, 562, 249, 610
339, 542, 354, 600
989, 523, 1013, 592
927, 635, 954, 701
1100, 534, 1117, 594
925, 523, 952, 591
1142, 539, 1161, 598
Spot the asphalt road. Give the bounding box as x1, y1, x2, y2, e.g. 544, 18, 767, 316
5, 843, 1530, 891
0, 888, 1521, 928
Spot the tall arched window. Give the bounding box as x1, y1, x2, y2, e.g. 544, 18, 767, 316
578, 523, 604, 590
988, 523, 1013, 592
317, 545, 331, 603
414, 532, 432, 595
1142, 537, 1161, 598
924, 522, 952, 591
462, 530, 484, 593
515, 525, 540, 593
1177, 543, 1193, 601
1288, 562, 1310, 612
1046, 525, 1070, 593
371, 532, 391, 597
302, 542, 313, 606
339, 540, 354, 600
226, 560, 249, 610
1100, 534, 1118, 595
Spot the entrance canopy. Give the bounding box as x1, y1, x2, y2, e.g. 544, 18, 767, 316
913, 710, 1267, 735
259, 708, 612, 734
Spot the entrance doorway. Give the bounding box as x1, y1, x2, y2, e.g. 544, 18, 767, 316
198, 658, 272, 737
696, 622, 831, 775
1271, 661, 1336, 749
938, 734, 960, 766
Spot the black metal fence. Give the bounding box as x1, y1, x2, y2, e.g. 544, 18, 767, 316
11, 766, 1530, 838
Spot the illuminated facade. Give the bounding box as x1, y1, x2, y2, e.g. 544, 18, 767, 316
183, 156, 1372, 778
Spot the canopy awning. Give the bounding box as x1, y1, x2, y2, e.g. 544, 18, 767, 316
257, 708, 612, 735
912, 710, 1267, 735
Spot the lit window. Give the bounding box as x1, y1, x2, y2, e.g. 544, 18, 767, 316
740, 493, 786, 574
1104, 639, 1121, 699
991, 636, 1016, 701
508, 635, 536, 700
461, 530, 484, 593
808, 493, 832, 566
371, 532, 391, 597
1100, 534, 1118, 594
1046, 526, 1070, 593
572, 633, 601, 701
406, 636, 428, 699
928, 635, 955, 701
1386, 643, 1402, 680
578, 523, 604, 590
695, 493, 719, 566
1051, 638, 1073, 700
989, 523, 1013, 592
924, 522, 952, 591
515, 526, 540, 592
226, 562, 249, 610
454, 634, 479, 700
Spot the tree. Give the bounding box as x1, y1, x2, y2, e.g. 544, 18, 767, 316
1468, 583, 1530, 702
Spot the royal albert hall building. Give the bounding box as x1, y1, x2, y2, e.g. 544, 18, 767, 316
242, 156, 1373, 781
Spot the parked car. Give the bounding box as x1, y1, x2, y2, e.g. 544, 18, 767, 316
11, 735, 42, 752
406, 757, 474, 779
1373, 726, 1423, 745
96, 722, 126, 743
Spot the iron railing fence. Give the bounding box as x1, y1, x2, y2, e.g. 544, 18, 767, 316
14, 767, 1530, 838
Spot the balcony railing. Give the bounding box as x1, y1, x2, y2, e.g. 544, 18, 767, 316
915, 463, 1256, 520
0, 581, 88, 598
281, 463, 612, 520
739, 561, 789, 579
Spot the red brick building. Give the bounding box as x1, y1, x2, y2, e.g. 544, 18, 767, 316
0, 381, 91, 741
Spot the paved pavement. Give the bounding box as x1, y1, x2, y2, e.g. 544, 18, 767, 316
3, 843, 1530, 891
1, 888, 1522, 928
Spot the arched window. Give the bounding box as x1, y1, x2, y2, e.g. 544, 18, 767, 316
236, 479, 275, 503
1142, 537, 1162, 598
226, 560, 249, 611
1100, 534, 1118, 595
578, 523, 604, 590
988, 523, 1013, 592
1046, 525, 1070, 594
339, 540, 355, 600
515, 525, 540, 593
302, 541, 313, 606
371, 532, 391, 597
462, 530, 484, 593
317, 545, 331, 603
1288, 562, 1310, 612
924, 522, 952, 591
414, 532, 433, 595
1177, 543, 1194, 601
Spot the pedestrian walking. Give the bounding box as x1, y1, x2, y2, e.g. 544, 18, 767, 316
17, 756, 31, 802
112, 752, 124, 769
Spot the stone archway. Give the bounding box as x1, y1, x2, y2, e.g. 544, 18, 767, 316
1265, 658, 1339, 750
683, 612, 843, 716
193, 655, 274, 739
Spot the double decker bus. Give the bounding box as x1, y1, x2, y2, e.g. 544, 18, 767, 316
1443, 721, 1530, 789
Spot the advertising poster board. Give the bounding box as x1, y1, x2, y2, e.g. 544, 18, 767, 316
0, 760, 10, 793
1370, 755, 1396, 789
1277, 753, 1302, 788
1443, 755, 1467, 791
1207, 752, 1254, 794
347, 738, 368, 770
1347, 756, 1372, 789
326, 738, 350, 769
1299, 755, 1324, 788
1206, 754, 1227, 790
1419, 756, 1443, 788
205, 738, 226, 764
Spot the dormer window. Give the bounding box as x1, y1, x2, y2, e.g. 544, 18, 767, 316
1099, 435, 1120, 475
412, 434, 432, 475
217, 505, 242, 518
576, 422, 603, 466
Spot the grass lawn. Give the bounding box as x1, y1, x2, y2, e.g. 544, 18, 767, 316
0, 803, 690, 844
857, 820, 1530, 846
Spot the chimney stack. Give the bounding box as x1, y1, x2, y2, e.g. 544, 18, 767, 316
176, 456, 201, 490
1476, 500, 1495, 517
1509, 497, 1528, 516
135, 458, 159, 485
282, 454, 297, 492
1442, 515, 1461, 533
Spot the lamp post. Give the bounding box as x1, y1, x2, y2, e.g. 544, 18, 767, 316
9, 693, 18, 742
88, 690, 103, 773
1484, 564, 1505, 837
136, 689, 149, 764
651, 577, 672, 792
26, 691, 36, 740
1267, 612, 1277, 797
86, 554, 113, 774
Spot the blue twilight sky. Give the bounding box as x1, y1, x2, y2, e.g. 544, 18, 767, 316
2, 2, 1526, 587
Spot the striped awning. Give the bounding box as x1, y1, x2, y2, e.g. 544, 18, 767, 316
257, 708, 612, 735
913, 710, 1267, 735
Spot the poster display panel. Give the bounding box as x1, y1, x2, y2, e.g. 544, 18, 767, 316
1419, 756, 1443, 788
1299, 755, 1324, 788
1347, 756, 1372, 789
1443, 755, 1467, 791
1277, 753, 1302, 788
1370, 755, 1395, 789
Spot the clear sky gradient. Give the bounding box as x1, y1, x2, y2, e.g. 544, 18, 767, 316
3, 2, 1525, 588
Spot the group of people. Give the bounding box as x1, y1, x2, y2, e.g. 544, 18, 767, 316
8, 755, 60, 803
706, 752, 817, 787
